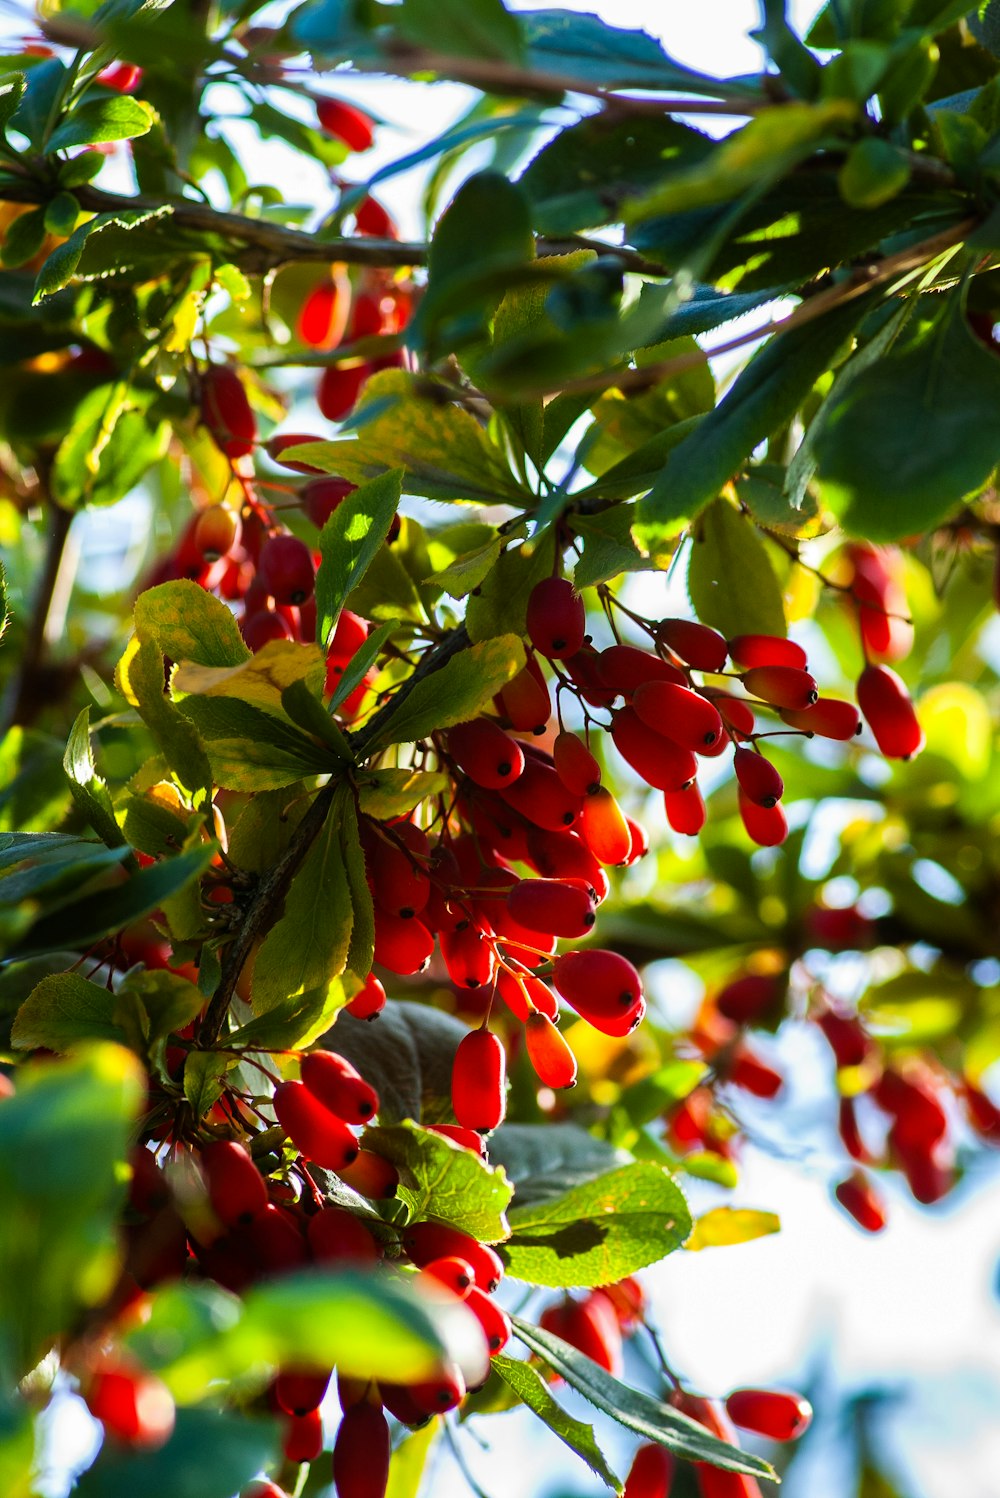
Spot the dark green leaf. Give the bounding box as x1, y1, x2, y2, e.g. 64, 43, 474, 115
183, 1050, 231, 1117
63, 707, 124, 849
341, 797, 375, 979
315, 469, 404, 648
397, 0, 525, 65
502, 1162, 691, 1287
0, 208, 45, 270
177, 696, 334, 791
512, 1318, 776, 1477
9, 59, 66, 148
487, 1124, 631, 1207
369, 634, 525, 748
11, 973, 125, 1052
466, 535, 555, 642
250, 789, 354, 1012
0, 75, 26, 137
493, 1354, 622, 1492
366, 1120, 513, 1240
520, 9, 732, 91
8, 846, 214, 961
687, 499, 786, 638
47, 95, 154, 153
325, 999, 470, 1124
354, 769, 450, 820
634, 294, 873, 553
570, 505, 650, 588
329, 618, 398, 711
816, 297, 1000, 538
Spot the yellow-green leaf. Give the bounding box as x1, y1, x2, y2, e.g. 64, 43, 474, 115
686, 1207, 780, 1251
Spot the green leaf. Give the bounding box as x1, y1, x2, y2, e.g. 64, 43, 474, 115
43, 190, 79, 236
816, 297, 1000, 539
324, 1000, 469, 1124
283, 371, 527, 503
281, 679, 354, 756
520, 114, 712, 235
520, 9, 730, 91
135, 580, 250, 670
172, 638, 325, 718
341, 797, 375, 980
488, 1125, 631, 1207
11, 973, 125, 1052
386, 1420, 438, 1498
466, 535, 555, 642
250, 791, 354, 1012
226, 982, 349, 1053
493, 1354, 622, 1492
51, 380, 170, 509
502, 1162, 691, 1288
0, 208, 45, 270
63, 707, 124, 849
8, 846, 214, 962
687, 499, 786, 638
366, 1120, 513, 1241
9, 59, 65, 148
397, 0, 525, 64
512, 1318, 776, 1478
0, 1044, 143, 1378
32, 206, 174, 302
634, 295, 873, 553
315, 469, 404, 648
355, 769, 450, 821
122, 969, 205, 1046
838, 136, 911, 206
416, 171, 534, 356
369, 635, 526, 748
569, 505, 652, 588
686, 1207, 781, 1250
0, 75, 26, 137
329, 618, 399, 710
47, 96, 154, 153
183, 1050, 231, 1118
127, 1270, 473, 1401
177, 696, 336, 792
75, 1407, 279, 1498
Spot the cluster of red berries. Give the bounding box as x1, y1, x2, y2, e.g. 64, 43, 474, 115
664, 959, 1000, 1231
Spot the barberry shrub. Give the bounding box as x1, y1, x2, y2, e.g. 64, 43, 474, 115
0, 4, 999, 1498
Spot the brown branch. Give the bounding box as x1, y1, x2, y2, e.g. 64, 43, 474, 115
198, 623, 470, 1047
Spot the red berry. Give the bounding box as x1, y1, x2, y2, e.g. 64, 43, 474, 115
421, 1255, 476, 1297
440, 924, 497, 989
330, 609, 369, 656
633, 680, 724, 753
835, 1169, 887, 1232
728, 1046, 783, 1097
815, 1006, 870, 1068
715, 974, 782, 1025
525, 827, 609, 901
259, 534, 316, 606
624, 1442, 674, 1498
301, 1050, 379, 1122
354, 197, 397, 238
200, 1140, 268, 1228
365, 822, 430, 919
85, 1367, 175, 1448
452, 1028, 507, 1132
553, 730, 601, 796
297, 279, 348, 349
274, 1080, 360, 1170
318, 362, 370, 421
624, 817, 649, 863
275, 1368, 331, 1417
846, 543, 913, 663
447, 718, 524, 790
857, 664, 923, 759
838, 1096, 869, 1161
779, 697, 862, 739
245, 1203, 309, 1275
596, 644, 685, 696
525, 1012, 577, 1088
242, 607, 293, 652
316, 97, 375, 152
98, 61, 143, 92
427, 1123, 484, 1155
200, 365, 256, 459
193, 504, 241, 561
372, 909, 434, 974
580, 787, 633, 866
283, 1407, 323, 1463
507, 877, 596, 939
525, 577, 586, 660
732, 747, 783, 808
410, 1365, 466, 1415
708, 692, 756, 737
873, 1066, 947, 1149
657, 618, 728, 672
663, 782, 706, 836
564, 645, 620, 707
727, 634, 807, 670
725, 1387, 813, 1442
551, 949, 645, 1037
336, 1150, 398, 1198
465, 1285, 511, 1354
346, 972, 386, 1019
500, 757, 583, 833
496, 655, 551, 733
303, 476, 357, 528
539, 1291, 623, 1375
741, 665, 818, 710
962, 1079, 1000, 1143
307, 1206, 380, 1263
404, 1223, 503, 1292
737, 788, 787, 847
611, 707, 698, 792
266, 432, 327, 474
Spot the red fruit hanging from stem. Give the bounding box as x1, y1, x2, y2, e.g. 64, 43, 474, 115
451, 1027, 507, 1132
856, 664, 924, 759
525, 577, 586, 660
